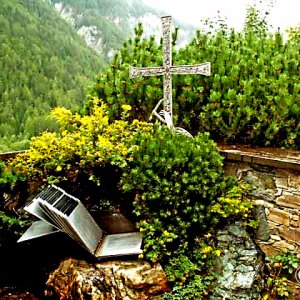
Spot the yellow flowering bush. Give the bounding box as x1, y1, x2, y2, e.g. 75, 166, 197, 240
11, 99, 153, 185
209, 184, 253, 218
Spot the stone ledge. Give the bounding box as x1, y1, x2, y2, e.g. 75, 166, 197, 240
219, 145, 300, 171
0, 150, 26, 162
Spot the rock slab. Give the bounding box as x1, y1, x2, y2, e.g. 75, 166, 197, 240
45, 258, 169, 300
210, 222, 264, 300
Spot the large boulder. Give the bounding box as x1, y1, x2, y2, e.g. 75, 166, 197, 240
45, 258, 169, 300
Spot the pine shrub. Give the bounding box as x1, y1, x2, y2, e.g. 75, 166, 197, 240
87, 13, 299, 149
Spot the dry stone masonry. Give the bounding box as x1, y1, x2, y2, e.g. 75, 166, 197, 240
221, 146, 300, 258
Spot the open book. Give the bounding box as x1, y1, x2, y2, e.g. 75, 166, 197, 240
18, 185, 143, 258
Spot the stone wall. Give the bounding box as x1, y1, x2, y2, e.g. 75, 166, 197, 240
220, 146, 300, 258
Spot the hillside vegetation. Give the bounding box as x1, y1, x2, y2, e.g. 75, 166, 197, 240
1, 2, 298, 151
0, 0, 105, 152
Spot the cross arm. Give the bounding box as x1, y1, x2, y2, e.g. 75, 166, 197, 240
170, 62, 211, 76
129, 66, 165, 78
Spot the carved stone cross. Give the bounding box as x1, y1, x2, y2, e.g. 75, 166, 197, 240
130, 16, 211, 119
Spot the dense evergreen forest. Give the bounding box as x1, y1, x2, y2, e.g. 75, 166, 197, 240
0, 0, 105, 152
0, 1, 299, 152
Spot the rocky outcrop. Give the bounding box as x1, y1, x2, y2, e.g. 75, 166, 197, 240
51, 2, 193, 59
45, 258, 169, 299
210, 223, 264, 300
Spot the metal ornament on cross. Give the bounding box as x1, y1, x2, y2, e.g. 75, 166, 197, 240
129, 16, 211, 122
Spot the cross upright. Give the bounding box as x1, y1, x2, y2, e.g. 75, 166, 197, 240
130, 16, 211, 119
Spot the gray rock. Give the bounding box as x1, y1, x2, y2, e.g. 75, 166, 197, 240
209, 222, 264, 300
227, 223, 248, 238
233, 271, 256, 289
238, 249, 258, 257
239, 170, 276, 202
235, 264, 254, 273
253, 205, 270, 241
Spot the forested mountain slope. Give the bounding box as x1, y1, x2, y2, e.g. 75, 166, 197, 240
49, 0, 193, 58
0, 0, 193, 152
0, 0, 105, 151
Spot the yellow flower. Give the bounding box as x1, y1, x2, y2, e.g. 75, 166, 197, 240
121, 104, 132, 111
201, 246, 212, 254
215, 249, 221, 257
163, 230, 170, 236
56, 165, 62, 172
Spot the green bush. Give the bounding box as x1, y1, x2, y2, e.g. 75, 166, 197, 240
10, 101, 153, 207
162, 274, 215, 300
0, 162, 19, 193
87, 10, 299, 149
120, 128, 251, 293
116, 127, 253, 296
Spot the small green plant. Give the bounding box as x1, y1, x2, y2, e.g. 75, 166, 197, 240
0, 161, 26, 211
0, 212, 28, 232
266, 252, 299, 276
264, 252, 300, 299
0, 163, 29, 242
162, 274, 215, 300
265, 277, 290, 299
0, 162, 19, 191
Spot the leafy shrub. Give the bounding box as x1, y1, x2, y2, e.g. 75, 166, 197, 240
264, 252, 300, 299
162, 274, 215, 300
8, 100, 154, 218
0, 162, 18, 191
0, 212, 28, 242
121, 128, 251, 263
11, 99, 152, 188
119, 127, 252, 295
266, 252, 300, 275
0, 163, 28, 245
0, 161, 26, 210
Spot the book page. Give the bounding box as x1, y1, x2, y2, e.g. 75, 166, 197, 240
95, 232, 142, 258
17, 220, 60, 242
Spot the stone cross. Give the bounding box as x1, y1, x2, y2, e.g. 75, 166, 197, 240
130, 16, 211, 119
